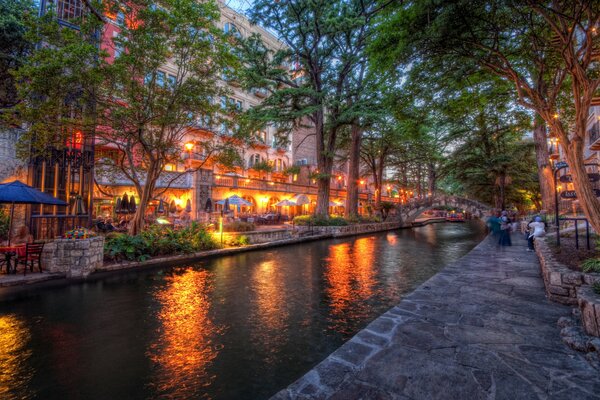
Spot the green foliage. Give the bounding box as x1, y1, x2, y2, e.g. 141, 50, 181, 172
581, 259, 600, 274
104, 233, 151, 262
0, 208, 10, 241
593, 282, 600, 295
104, 222, 218, 262
283, 165, 301, 176
227, 235, 249, 247
223, 221, 256, 232
12, 0, 240, 234
293, 215, 348, 226
250, 160, 273, 173
0, 0, 34, 111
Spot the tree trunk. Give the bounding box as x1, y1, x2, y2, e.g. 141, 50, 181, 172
427, 162, 436, 198
345, 124, 361, 218
128, 167, 158, 236
497, 173, 506, 210
314, 110, 331, 218
532, 116, 555, 212
565, 137, 600, 233
375, 151, 385, 207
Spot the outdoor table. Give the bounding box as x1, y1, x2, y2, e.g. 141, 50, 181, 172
0, 245, 25, 274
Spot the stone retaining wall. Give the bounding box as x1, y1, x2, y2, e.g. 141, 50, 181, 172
42, 236, 105, 278
534, 238, 600, 305
577, 285, 600, 337
223, 229, 292, 244
295, 221, 406, 237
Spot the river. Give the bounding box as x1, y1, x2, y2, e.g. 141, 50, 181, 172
0, 221, 486, 399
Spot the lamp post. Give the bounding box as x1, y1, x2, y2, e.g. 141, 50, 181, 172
184, 142, 194, 170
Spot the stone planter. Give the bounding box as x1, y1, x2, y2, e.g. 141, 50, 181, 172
41, 236, 105, 278
577, 285, 600, 337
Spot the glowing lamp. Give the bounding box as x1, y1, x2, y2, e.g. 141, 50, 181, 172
184, 142, 194, 151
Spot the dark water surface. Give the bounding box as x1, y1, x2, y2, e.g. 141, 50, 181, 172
0, 221, 486, 400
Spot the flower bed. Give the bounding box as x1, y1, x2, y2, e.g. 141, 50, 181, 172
535, 238, 600, 305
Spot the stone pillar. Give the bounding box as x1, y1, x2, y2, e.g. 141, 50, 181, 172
194, 168, 213, 220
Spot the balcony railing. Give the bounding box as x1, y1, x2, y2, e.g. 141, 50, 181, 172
212, 175, 400, 203
96, 169, 193, 189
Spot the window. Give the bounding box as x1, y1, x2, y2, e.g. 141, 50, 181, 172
55, 0, 84, 21
249, 154, 261, 167
224, 22, 240, 38
116, 10, 125, 26
220, 96, 227, 109
167, 74, 177, 88
236, 100, 243, 110
156, 71, 166, 87
144, 73, 153, 85
113, 32, 123, 58
164, 163, 176, 171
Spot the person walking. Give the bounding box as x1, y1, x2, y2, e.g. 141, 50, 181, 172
487, 211, 501, 237
498, 211, 512, 246
527, 216, 546, 251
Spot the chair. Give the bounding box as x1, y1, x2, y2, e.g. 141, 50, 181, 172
16, 243, 44, 275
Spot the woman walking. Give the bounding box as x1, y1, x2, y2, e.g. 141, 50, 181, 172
498, 212, 512, 246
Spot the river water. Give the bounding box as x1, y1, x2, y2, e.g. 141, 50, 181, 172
0, 221, 486, 399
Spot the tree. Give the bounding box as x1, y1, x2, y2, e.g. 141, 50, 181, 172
373, 0, 600, 231
12, 0, 238, 235
241, 0, 392, 218
0, 0, 34, 112
95, 0, 237, 234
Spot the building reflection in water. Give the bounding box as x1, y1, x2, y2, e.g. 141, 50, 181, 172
148, 268, 224, 399
324, 237, 376, 336
0, 314, 34, 399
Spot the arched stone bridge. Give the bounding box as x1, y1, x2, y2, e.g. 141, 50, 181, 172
393, 196, 492, 224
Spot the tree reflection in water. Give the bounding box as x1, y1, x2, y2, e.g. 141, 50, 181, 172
324, 237, 376, 337
148, 269, 225, 398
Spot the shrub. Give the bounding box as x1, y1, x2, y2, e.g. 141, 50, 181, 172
104, 221, 219, 262
223, 221, 256, 232
104, 233, 151, 262
227, 235, 249, 246
293, 215, 348, 226
593, 281, 600, 295
581, 258, 600, 273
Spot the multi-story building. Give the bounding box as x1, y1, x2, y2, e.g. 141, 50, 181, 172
14, 0, 405, 239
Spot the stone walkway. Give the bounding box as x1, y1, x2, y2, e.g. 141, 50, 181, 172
272, 234, 600, 400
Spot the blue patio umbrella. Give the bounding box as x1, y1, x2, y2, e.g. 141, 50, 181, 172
0, 180, 68, 244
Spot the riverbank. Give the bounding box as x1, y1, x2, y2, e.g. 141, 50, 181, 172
0, 220, 410, 288
272, 234, 600, 399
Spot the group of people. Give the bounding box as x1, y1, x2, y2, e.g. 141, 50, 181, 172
487, 210, 546, 250
94, 217, 128, 233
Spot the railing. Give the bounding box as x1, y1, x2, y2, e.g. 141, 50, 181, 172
96, 169, 193, 189
212, 175, 400, 203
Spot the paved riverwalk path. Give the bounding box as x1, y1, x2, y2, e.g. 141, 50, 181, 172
273, 234, 600, 399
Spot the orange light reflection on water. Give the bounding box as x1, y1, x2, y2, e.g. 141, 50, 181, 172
0, 314, 33, 398
148, 269, 224, 399
324, 237, 376, 335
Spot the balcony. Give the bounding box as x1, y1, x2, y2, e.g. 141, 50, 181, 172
96, 169, 193, 189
